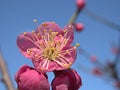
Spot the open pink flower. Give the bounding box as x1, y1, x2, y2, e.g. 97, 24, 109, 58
15, 65, 50, 90
17, 22, 76, 72
52, 68, 82, 90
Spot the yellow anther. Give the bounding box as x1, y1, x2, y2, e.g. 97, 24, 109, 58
75, 43, 80, 47
33, 19, 37, 23
27, 49, 31, 55
63, 29, 67, 33
59, 34, 62, 37
73, 46, 77, 49
37, 33, 40, 36
52, 32, 57, 36
44, 29, 47, 32
39, 41, 43, 45
63, 63, 72, 68
32, 30, 35, 33
51, 21, 55, 24
68, 25, 72, 28
56, 41, 61, 46
42, 23, 48, 27
23, 32, 27, 36
66, 50, 69, 53
34, 54, 38, 58
55, 32, 58, 35
49, 29, 52, 32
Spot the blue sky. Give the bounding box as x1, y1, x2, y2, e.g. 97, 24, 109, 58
0, 0, 120, 90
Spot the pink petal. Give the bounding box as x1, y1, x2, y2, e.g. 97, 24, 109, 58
55, 46, 76, 70
17, 32, 39, 59
32, 59, 56, 72
62, 25, 74, 45
36, 22, 62, 34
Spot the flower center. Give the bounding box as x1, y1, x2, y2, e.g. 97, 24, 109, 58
43, 47, 59, 60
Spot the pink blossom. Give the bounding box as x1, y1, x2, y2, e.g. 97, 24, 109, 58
92, 67, 103, 76
111, 46, 120, 54
74, 23, 84, 32
115, 82, 120, 88
17, 22, 76, 72
15, 65, 50, 90
52, 68, 82, 90
90, 55, 97, 62
76, 0, 85, 9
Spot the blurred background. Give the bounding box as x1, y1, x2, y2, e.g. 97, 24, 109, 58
0, 0, 120, 90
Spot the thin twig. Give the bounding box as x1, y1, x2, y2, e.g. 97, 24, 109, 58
69, 8, 84, 24
84, 8, 120, 31
0, 52, 15, 90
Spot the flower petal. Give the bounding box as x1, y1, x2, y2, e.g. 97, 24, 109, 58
62, 25, 74, 45
17, 32, 40, 59
54, 46, 76, 70
36, 22, 62, 34
32, 58, 56, 72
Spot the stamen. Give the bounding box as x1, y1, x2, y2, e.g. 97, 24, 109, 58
68, 25, 72, 28
55, 32, 58, 35
42, 23, 48, 27
33, 19, 38, 26
74, 43, 80, 49
27, 49, 32, 55
33, 19, 37, 23
63, 29, 67, 33
51, 21, 55, 24
63, 63, 72, 68
32, 30, 35, 33
23, 32, 27, 36
59, 34, 62, 37
44, 29, 47, 32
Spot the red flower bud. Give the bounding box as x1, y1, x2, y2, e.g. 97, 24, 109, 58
74, 23, 84, 32
92, 68, 103, 76
76, 0, 85, 9
15, 65, 50, 90
90, 55, 97, 62
52, 68, 82, 90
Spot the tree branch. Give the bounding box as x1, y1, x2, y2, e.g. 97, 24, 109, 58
0, 52, 15, 90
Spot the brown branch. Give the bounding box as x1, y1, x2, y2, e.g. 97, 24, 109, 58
69, 8, 81, 24
83, 8, 120, 31
0, 52, 15, 90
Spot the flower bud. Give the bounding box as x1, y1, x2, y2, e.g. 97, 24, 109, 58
90, 55, 97, 62
111, 46, 119, 54
76, 0, 85, 9
52, 68, 82, 90
92, 67, 103, 76
15, 65, 50, 90
74, 23, 84, 32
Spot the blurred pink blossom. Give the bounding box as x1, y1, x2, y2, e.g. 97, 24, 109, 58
17, 22, 76, 72
15, 65, 50, 90
90, 55, 97, 62
115, 82, 120, 88
92, 67, 103, 76
76, 0, 85, 9
74, 23, 84, 32
52, 68, 82, 90
111, 46, 119, 54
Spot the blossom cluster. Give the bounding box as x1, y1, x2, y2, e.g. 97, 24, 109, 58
15, 22, 82, 90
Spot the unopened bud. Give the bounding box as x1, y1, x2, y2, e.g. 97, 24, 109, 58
76, 0, 85, 9
74, 23, 84, 32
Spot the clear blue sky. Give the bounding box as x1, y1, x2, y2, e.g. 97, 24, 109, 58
0, 0, 120, 90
